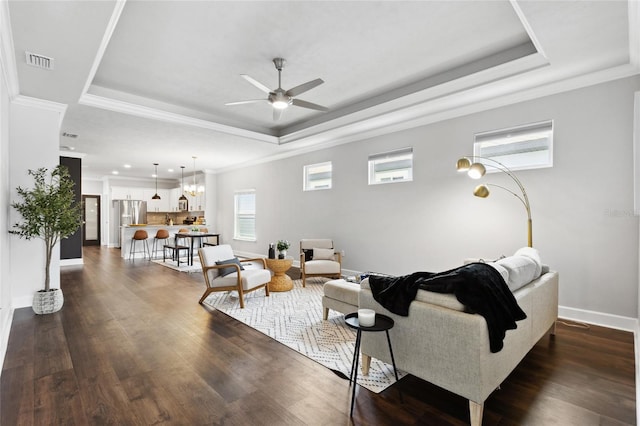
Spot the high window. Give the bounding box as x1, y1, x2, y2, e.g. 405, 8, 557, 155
303, 161, 332, 191
234, 190, 256, 241
368, 147, 413, 185
473, 120, 553, 171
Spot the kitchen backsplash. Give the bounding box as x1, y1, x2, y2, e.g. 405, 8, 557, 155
147, 211, 205, 225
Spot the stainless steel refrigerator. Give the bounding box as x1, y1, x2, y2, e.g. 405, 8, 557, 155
111, 200, 147, 247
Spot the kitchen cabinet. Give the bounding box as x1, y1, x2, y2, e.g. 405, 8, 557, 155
112, 186, 145, 200
145, 189, 170, 212
169, 188, 184, 211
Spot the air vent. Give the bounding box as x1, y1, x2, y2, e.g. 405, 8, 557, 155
25, 51, 54, 70
62, 132, 78, 138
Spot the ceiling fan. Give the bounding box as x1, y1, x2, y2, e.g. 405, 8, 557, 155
225, 58, 328, 121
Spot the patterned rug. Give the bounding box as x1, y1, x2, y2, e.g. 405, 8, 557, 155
202, 277, 406, 393
151, 257, 202, 273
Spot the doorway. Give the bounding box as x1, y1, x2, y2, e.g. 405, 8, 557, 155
82, 195, 100, 246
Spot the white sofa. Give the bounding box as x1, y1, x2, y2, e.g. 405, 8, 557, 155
358, 249, 558, 426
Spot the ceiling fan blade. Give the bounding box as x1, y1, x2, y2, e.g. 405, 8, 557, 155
286, 78, 324, 97
225, 99, 268, 106
241, 74, 272, 94
292, 98, 328, 112
273, 108, 283, 121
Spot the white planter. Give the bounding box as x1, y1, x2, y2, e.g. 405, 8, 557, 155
32, 288, 64, 315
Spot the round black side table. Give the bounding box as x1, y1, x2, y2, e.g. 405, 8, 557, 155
345, 311, 400, 417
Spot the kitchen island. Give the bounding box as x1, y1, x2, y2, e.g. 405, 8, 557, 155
120, 225, 217, 259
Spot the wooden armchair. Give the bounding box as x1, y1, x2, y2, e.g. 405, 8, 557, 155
299, 239, 342, 287
198, 245, 271, 308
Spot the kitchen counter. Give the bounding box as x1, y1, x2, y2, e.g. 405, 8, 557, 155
120, 225, 215, 259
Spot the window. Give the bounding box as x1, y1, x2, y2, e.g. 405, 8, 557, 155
473, 120, 553, 171
303, 161, 332, 191
368, 147, 413, 185
234, 190, 256, 241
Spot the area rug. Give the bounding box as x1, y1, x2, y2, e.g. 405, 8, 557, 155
202, 277, 406, 393
151, 257, 202, 273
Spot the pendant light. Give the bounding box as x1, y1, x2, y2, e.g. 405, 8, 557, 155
151, 163, 161, 200
179, 166, 188, 202
184, 156, 205, 197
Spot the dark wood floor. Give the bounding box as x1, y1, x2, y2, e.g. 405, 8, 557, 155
1, 246, 635, 425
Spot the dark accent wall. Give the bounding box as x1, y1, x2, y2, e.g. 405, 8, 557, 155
60, 156, 82, 259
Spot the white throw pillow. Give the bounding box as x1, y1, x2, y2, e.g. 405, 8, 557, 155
487, 262, 510, 284
514, 246, 543, 277
495, 253, 540, 292
313, 247, 334, 260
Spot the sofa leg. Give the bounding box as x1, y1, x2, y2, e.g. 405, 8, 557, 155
361, 354, 371, 375
469, 400, 484, 426
323, 307, 329, 320
550, 320, 557, 336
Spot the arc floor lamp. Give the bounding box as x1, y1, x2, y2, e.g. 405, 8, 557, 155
456, 156, 533, 247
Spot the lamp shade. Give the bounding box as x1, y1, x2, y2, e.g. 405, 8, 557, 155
468, 162, 486, 179
456, 157, 471, 171
473, 184, 490, 198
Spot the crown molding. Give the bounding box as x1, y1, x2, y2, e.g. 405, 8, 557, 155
79, 93, 279, 144
12, 95, 68, 129
0, 0, 19, 99
80, 0, 127, 97
59, 151, 87, 159
629, 0, 640, 68
219, 62, 640, 175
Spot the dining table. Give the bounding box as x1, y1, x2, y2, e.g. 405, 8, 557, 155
174, 231, 220, 266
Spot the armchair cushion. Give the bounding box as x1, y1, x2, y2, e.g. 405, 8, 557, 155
313, 248, 334, 260
305, 259, 341, 275
216, 257, 244, 277
213, 269, 272, 290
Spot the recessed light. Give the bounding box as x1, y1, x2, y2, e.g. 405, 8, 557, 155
112, 170, 119, 175
167, 168, 174, 173
152, 174, 157, 178
123, 164, 132, 168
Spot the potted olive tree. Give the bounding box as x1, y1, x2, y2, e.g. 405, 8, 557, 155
10, 166, 82, 314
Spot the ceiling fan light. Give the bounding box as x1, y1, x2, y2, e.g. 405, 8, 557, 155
272, 100, 289, 110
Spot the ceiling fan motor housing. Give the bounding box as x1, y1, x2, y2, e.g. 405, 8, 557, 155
269, 89, 292, 109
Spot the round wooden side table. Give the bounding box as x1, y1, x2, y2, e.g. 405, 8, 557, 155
265, 258, 294, 292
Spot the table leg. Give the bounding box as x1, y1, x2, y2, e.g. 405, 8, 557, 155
350, 329, 362, 417
385, 330, 399, 381
190, 237, 195, 266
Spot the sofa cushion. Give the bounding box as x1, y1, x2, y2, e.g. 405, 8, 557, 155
324, 279, 359, 306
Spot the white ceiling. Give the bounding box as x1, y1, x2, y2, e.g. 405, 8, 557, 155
6, 0, 639, 181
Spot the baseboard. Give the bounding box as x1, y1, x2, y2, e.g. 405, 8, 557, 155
635, 322, 640, 426
0, 307, 14, 375
12, 295, 32, 309
558, 305, 637, 332
60, 258, 84, 266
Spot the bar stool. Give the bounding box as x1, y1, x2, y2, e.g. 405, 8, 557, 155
129, 230, 150, 260
152, 229, 170, 259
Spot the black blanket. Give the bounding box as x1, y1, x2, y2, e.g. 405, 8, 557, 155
368, 263, 526, 353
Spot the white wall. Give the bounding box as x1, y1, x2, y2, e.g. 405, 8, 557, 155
0, 44, 11, 368
217, 76, 640, 325
9, 100, 65, 308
